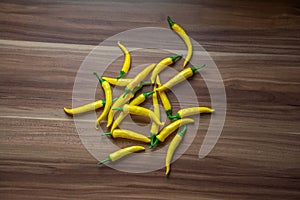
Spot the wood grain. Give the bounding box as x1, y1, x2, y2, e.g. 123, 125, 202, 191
0, 0, 300, 199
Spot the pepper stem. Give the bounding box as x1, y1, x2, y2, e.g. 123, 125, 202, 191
191, 64, 206, 73
141, 81, 152, 86
166, 109, 172, 118
112, 97, 118, 102
167, 16, 175, 28
178, 125, 187, 137
93, 72, 105, 84
112, 107, 123, 111
102, 132, 112, 136
116, 70, 126, 79
169, 113, 180, 120
98, 157, 111, 165
132, 84, 143, 94
149, 138, 159, 149
150, 134, 156, 146
123, 88, 131, 97
170, 55, 183, 62
143, 91, 155, 98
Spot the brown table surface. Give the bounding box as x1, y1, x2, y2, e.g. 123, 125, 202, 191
1, 1, 300, 199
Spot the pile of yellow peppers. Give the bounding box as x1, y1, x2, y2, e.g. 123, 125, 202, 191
64, 16, 214, 176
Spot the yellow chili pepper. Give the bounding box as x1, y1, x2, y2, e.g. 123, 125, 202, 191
64, 99, 105, 115
116, 41, 131, 79
102, 129, 150, 143
107, 84, 144, 127
165, 125, 187, 176
123, 63, 156, 97
113, 104, 164, 126
150, 55, 182, 84
156, 76, 172, 118
150, 82, 160, 144
94, 72, 112, 130
110, 91, 154, 132
169, 107, 214, 120
156, 65, 205, 92
103, 77, 133, 87
150, 118, 194, 148
98, 145, 145, 165
167, 16, 192, 67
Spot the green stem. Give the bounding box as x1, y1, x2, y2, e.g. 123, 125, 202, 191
166, 109, 172, 118
167, 16, 175, 28
149, 138, 159, 149
170, 55, 182, 62
143, 91, 155, 98
93, 72, 105, 84
112, 97, 118, 102
123, 87, 131, 97
191, 64, 206, 73
150, 133, 156, 146
98, 157, 111, 165
102, 132, 112, 136
116, 70, 126, 79
141, 81, 152, 86
169, 113, 180, 120
112, 107, 123, 111
178, 125, 187, 137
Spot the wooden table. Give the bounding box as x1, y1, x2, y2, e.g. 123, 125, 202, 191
1, 1, 299, 199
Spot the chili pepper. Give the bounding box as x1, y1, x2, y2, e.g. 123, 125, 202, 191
107, 83, 144, 127
165, 125, 187, 175
116, 41, 131, 79
150, 82, 160, 145
103, 77, 133, 87
93, 72, 112, 130
123, 63, 156, 97
167, 16, 192, 67
98, 145, 145, 165
102, 129, 150, 143
156, 65, 206, 92
113, 104, 164, 126
150, 55, 182, 84
103, 77, 151, 87
156, 76, 172, 118
64, 100, 106, 115
110, 91, 154, 132
169, 107, 214, 120
150, 118, 194, 149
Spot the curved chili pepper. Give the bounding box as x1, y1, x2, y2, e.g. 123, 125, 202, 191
169, 107, 214, 120
102, 129, 150, 143
150, 55, 182, 84
156, 65, 206, 92
64, 100, 106, 115
93, 72, 112, 130
103, 77, 133, 87
123, 63, 156, 97
116, 41, 131, 79
107, 83, 144, 127
165, 125, 187, 175
150, 118, 194, 149
110, 91, 154, 132
113, 104, 164, 126
156, 75, 172, 118
150, 80, 160, 145
167, 16, 192, 67
98, 146, 145, 165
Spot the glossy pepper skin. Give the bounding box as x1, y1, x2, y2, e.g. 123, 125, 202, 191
150, 55, 182, 84
64, 100, 105, 115
94, 72, 113, 130
110, 91, 154, 132
116, 41, 131, 79
103, 77, 133, 87
113, 104, 165, 126
156, 65, 205, 92
150, 118, 194, 148
150, 78, 161, 144
167, 16, 192, 67
165, 125, 187, 176
156, 76, 172, 118
123, 63, 156, 97
102, 129, 150, 143
107, 84, 144, 127
98, 146, 145, 165
169, 107, 214, 120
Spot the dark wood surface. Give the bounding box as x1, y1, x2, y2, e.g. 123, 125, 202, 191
1, 0, 300, 199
